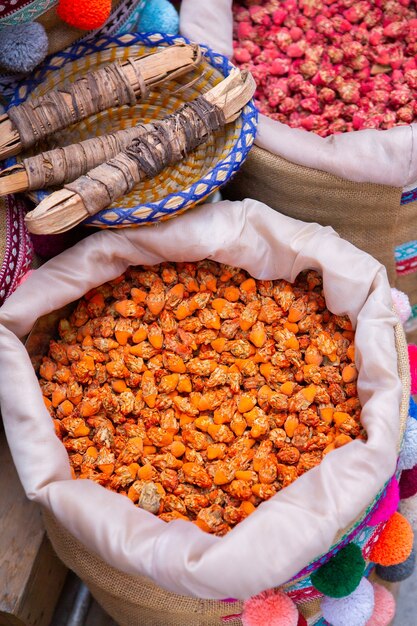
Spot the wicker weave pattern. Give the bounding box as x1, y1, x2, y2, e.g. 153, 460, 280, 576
9, 33, 258, 229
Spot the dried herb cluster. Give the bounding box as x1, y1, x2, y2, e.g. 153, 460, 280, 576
233, 0, 417, 135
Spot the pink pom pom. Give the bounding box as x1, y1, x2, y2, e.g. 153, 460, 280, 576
408, 345, 417, 395
391, 288, 412, 324
367, 477, 400, 526
366, 583, 396, 626
242, 590, 298, 626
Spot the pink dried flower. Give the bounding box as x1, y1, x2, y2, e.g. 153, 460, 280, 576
299, 0, 324, 18
300, 60, 318, 77
279, 96, 297, 113
328, 117, 349, 132
299, 81, 317, 97
392, 69, 405, 83
270, 57, 291, 75
290, 26, 304, 41
318, 86, 336, 102
368, 89, 390, 104
349, 54, 370, 71
300, 96, 322, 112
323, 100, 345, 119
288, 111, 303, 127
272, 8, 287, 25
362, 114, 384, 128
305, 27, 320, 43
341, 41, 363, 58
275, 29, 292, 51
304, 44, 324, 63
233, 0, 417, 136
369, 28, 384, 46
327, 45, 344, 64
396, 103, 414, 122
299, 113, 320, 129
380, 110, 397, 128
315, 15, 334, 35
287, 73, 304, 91
363, 8, 383, 27
405, 68, 417, 88
233, 6, 250, 22
332, 15, 352, 32
344, 5, 365, 23
234, 48, 251, 64
237, 22, 256, 40
286, 41, 307, 57
249, 5, 271, 25
390, 85, 412, 106
384, 20, 407, 37
352, 112, 367, 129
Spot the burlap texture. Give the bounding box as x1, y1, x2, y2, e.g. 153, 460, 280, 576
39, 320, 409, 626
42, 510, 244, 626
225, 146, 403, 285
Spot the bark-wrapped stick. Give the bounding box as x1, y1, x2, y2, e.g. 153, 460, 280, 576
0, 43, 201, 160
25, 69, 256, 235
0, 126, 150, 196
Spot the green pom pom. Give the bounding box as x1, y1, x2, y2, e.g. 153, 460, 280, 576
311, 543, 365, 598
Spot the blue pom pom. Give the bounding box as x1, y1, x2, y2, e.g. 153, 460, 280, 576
138, 0, 179, 34
0, 22, 48, 73
398, 417, 417, 471
376, 548, 416, 583
410, 397, 417, 421
321, 578, 375, 626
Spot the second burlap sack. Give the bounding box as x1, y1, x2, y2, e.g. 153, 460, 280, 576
180, 0, 417, 340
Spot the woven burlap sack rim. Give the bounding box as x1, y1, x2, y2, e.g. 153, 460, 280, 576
40, 320, 410, 626
224, 145, 402, 285
43, 509, 243, 626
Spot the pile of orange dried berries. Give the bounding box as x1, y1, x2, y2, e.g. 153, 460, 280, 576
38, 261, 365, 536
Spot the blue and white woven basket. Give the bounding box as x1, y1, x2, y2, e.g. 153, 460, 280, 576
7, 32, 258, 229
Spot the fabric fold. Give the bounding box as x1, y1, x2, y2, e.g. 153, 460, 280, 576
179, 1, 417, 187
0, 199, 403, 599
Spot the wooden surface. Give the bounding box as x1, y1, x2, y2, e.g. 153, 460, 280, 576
0, 425, 67, 626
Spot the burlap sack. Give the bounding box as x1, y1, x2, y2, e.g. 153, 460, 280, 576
224, 147, 402, 285
224, 151, 417, 347
43, 510, 243, 626
38, 319, 409, 626
0, 200, 408, 601
180, 1, 417, 342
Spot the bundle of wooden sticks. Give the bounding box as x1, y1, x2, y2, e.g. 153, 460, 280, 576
0, 43, 255, 235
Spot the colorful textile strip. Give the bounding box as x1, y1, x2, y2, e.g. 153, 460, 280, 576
395, 240, 417, 275
0, 0, 57, 27
0, 195, 33, 305
401, 187, 417, 204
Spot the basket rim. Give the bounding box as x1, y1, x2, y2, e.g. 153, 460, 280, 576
8, 32, 258, 228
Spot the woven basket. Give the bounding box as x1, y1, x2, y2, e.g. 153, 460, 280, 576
27, 311, 410, 626
8, 33, 258, 228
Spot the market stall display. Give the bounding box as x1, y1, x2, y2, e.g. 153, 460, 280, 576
0, 200, 413, 625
